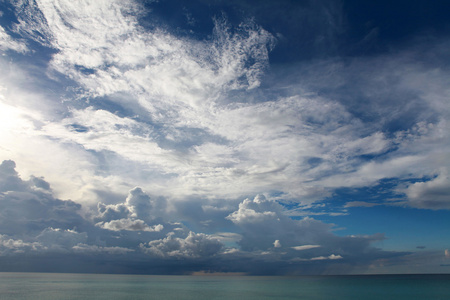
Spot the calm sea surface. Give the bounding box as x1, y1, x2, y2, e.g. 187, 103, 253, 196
0, 272, 449, 300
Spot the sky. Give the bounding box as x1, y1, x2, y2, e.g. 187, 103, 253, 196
0, 0, 449, 275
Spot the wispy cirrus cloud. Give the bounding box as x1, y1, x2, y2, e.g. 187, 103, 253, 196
0, 26, 28, 53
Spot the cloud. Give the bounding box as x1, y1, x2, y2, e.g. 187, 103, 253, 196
96, 219, 163, 232
95, 186, 168, 235
0, 160, 410, 274
0, 235, 43, 255
0, 160, 26, 192
310, 254, 343, 261
446, 249, 450, 259
226, 195, 279, 225
12, 0, 275, 102
211, 232, 242, 245
227, 195, 332, 252
37, 227, 87, 251
1, 0, 448, 275
403, 170, 450, 209
3, 0, 284, 203
140, 231, 223, 259
226, 195, 399, 271
0, 160, 86, 237
0, 92, 107, 204
96, 202, 130, 223
96, 187, 165, 223
72, 244, 134, 255
0, 26, 28, 53
345, 201, 380, 208
4, 0, 448, 209
292, 245, 321, 251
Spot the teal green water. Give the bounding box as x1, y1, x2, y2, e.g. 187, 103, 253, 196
0, 272, 449, 300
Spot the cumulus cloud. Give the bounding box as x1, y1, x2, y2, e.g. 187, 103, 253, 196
95, 186, 167, 235
0, 160, 152, 256
37, 228, 87, 251
97, 219, 163, 232
0, 235, 43, 255
96, 202, 130, 223
0, 159, 26, 192
227, 195, 332, 252
227, 195, 279, 225
0, 160, 410, 274
140, 231, 223, 259
226, 194, 397, 270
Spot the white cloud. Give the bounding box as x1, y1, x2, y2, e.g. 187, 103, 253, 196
8, 0, 329, 204
72, 244, 134, 255
226, 194, 388, 267
0, 82, 111, 203
140, 231, 223, 258
226, 196, 278, 225
226, 195, 332, 251
95, 187, 167, 233
0, 0, 447, 275
13, 0, 274, 104
403, 170, 450, 209
96, 187, 166, 224
0, 26, 28, 53
0, 235, 43, 255
6, 0, 447, 208
96, 219, 163, 232
311, 254, 343, 261
292, 245, 321, 251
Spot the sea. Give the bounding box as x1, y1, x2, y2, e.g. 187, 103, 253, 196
0, 272, 449, 300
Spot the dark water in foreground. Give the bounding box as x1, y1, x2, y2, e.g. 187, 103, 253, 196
0, 272, 449, 299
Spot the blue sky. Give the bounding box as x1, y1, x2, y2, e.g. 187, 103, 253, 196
0, 0, 449, 275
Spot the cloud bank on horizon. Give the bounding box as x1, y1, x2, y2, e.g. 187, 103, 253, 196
0, 0, 449, 274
